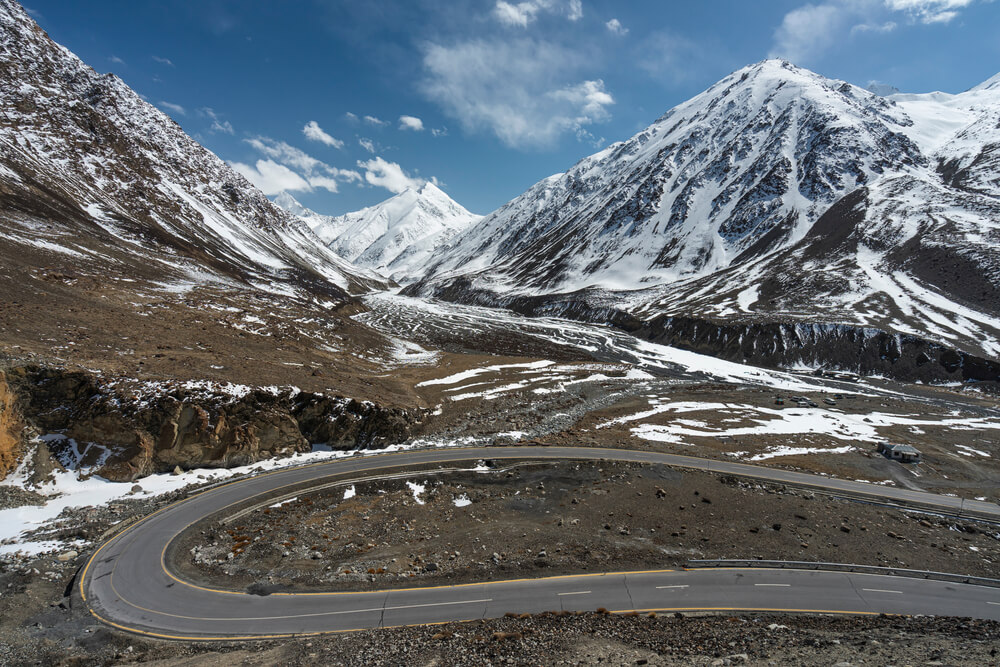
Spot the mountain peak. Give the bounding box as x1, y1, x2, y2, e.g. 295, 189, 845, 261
971, 71, 1000, 92
272, 191, 311, 217
281, 183, 481, 282
418, 181, 444, 197
414, 59, 926, 295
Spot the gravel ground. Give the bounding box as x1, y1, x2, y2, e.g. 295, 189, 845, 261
0, 609, 997, 666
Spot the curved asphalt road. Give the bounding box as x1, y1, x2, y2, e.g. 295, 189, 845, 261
81, 446, 1000, 640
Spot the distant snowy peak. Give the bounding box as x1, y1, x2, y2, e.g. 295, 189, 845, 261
278, 183, 481, 282
272, 191, 312, 218
867, 82, 900, 97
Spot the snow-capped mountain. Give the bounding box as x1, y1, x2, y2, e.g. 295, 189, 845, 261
409, 59, 1000, 364
0, 0, 387, 300
276, 183, 481, 283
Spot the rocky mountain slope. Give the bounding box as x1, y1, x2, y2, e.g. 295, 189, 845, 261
408, 60, 1000, 377
276, 183, 481, 283
0, 0, 417, 480
0, 0, 387, 302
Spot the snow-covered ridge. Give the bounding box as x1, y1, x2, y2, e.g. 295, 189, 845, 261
408, 60, 1000, 362
0, 0, 386, 297
416, 59, 926, 290
275, 183, 481, 283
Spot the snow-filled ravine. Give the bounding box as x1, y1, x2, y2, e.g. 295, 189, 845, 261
358, 292, 884, 394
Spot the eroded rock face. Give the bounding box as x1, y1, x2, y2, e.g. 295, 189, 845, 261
3, 366, 425, 482
0, 371, 27, 478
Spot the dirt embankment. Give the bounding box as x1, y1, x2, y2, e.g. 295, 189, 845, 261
0, 370, 27, 478
0, 365, 426, 482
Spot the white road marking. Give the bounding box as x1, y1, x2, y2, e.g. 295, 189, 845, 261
558, 591, 591, 596
656, 585, 689, 589
754, 583, 791, 587
863, 589, 903, 594
987, 601, 1000, 606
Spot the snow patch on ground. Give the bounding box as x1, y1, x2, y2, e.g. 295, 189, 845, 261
416, 360, 555, 387
746, 445, 855, 461
406, 481, 426, 505
0, 434, 486, 557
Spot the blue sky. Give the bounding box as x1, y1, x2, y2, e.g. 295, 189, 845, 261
24, 0, 1000, 217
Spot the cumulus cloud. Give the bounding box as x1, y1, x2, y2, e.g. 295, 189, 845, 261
199, 107, 234, 134
357, 157, 426, 194
492, 1, 583, 27
421, 38, 614, 149
493, 1, 537, 27
157, 101, 186, 116
244, 136, 361, 193
605, 18, 628, 36
231, 159, 311, 195
364, 115, 389, 127
398, 115, 425, 131
302, 120, 344, 148
152, 55, 174, 67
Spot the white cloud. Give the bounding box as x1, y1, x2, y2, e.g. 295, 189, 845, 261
421, 38, 614, 149
109, 55, 126, 65
359, 138, 376, 153
851, 20, 898, 32
302, 120, 344, 148
492, 1, 583, 27
494, 1, 535, 27
398, 115, 425, 131
364, 115, 389, 127
244, 136, 361, 193
770, 3, 851, 64
605, 18, 628, 36
152, 55, 174, 67
771, 0, 985, 63
157, 101, 186, 116
885, 0, 976, 23
344, 111, 359, 123
549, 80, 613, 120
357, 157, 426, 194
199, 107, 234, 135
247, 137, 323, 173
431, 127, 448, 137
231, 159, 311, 195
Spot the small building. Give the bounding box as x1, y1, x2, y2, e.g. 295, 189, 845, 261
878, 442, 921, 463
